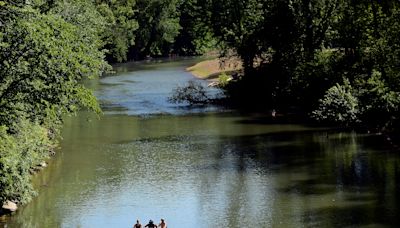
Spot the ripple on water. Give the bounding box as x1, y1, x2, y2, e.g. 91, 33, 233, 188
6, 59, 400, 228
94, 59, 224, 116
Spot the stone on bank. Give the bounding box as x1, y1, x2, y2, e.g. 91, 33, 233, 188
1, 200, 18, 214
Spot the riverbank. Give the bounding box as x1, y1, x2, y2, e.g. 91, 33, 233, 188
0, 158, 52, 217
186, 57, 242, 80
185, 58, 400, 142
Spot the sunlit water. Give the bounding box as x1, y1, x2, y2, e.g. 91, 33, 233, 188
91, 57, 222, 115
2, 58, 400, 228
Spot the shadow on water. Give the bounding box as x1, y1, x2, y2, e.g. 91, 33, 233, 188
302, 204, 398, 228
120, 128, 400, 227
3, 113, 400, 227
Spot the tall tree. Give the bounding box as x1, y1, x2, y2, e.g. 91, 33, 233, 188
130, 0, 181, 59
173, 0, 215, 55
95, 0, 138, 62
0, 0, 108, 203
210, 0, 265, 74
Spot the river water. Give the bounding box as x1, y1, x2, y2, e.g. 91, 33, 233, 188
2, 58, 400, 228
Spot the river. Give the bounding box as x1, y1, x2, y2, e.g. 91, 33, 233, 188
2, 58, 400, 228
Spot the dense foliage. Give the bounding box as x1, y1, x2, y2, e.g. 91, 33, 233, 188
0, 0, 107, 205
95, 0, 215, 61
0, 0, 217, 207
206, 0, 400, 130
1, 0, 400, 210
95, 0, 138, 62
0, 121, 52, 204
0, 0, 215, 206
312, 80, 359, 125
173, 0, 216, 55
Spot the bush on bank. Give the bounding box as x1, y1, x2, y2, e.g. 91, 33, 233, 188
0, 1, 107, 207
0, 120, 53, 204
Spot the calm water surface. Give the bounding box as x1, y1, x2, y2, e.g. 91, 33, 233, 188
2, 58, 400, 228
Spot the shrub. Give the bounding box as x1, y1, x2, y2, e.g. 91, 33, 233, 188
355, 70, 400, 130
312, 79, 359, 124
0, 0, 106, 207
0, 120, 53, 204
218, 72, 231, 88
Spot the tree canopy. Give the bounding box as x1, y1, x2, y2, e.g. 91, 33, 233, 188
206, 0, 400, 130
0, 0, 107, 204
1, 0, 400, 207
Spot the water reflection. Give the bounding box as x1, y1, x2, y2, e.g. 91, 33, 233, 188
4, 113, 399, 227
88, 57, 222, 116
2, 58, 400, 228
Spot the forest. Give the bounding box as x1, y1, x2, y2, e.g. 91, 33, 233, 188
1, 0, 400, 211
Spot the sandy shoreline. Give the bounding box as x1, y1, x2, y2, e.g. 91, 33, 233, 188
186, 57, 242, 80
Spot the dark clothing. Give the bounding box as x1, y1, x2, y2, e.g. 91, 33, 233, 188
145, 224, 157, 228
134, 224, 142, 228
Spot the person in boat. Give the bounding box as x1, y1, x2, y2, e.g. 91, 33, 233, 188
144, 220, 157, 228
133, 219, 142, 228
158, 218, 167, 228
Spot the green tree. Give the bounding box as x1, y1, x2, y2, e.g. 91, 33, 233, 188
173, 0, 215, 55
210, 0, 265, 74
95, 0, 138, 62
131, 0, 181, 59
0, 10, 105, 127
0, 121, 52, 204
0, 1, 108, 204
312, 79, 359, 124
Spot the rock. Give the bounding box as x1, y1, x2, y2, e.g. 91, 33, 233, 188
29, 168, 36, 175
2, 201, 18, 213
207, 81, 219, 87
31, 166, 42, 173
271, 109, 276, 118
49, 149, 56, 156
39, 162, 47, 168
